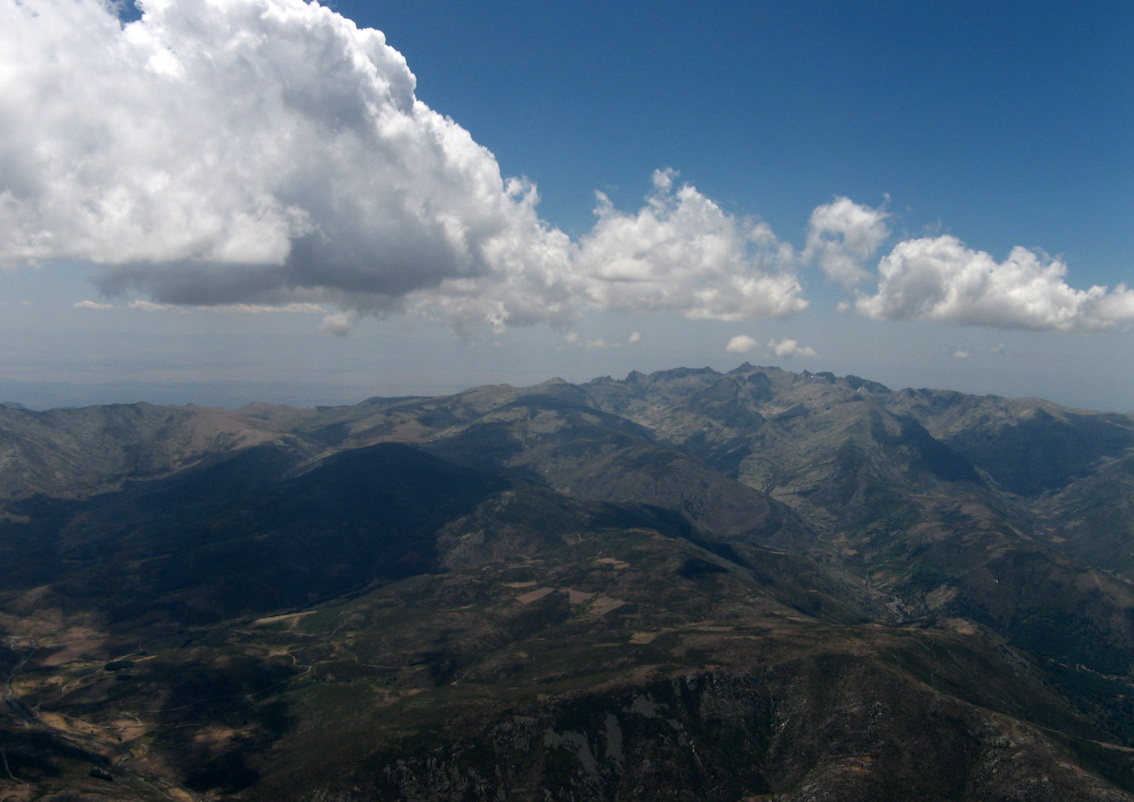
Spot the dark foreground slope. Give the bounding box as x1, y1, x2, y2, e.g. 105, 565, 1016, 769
1, 366, 1134, 800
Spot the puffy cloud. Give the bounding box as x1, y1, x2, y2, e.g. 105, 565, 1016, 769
0, 0, 809, 334
768, 338, 817, 358
953, 350, 970, 359
726, 335, 816, 358
627, 331, 641, 343
319, 311, 356, 336
803, 197, 890, 288
564, 332, 614, 350
574, 170, 806, 321
1, 0, 570, 319
726, 335, 759, 354
856, 236, 1134, 332
1095, 285, 1134, 325
74, 300, 114, 310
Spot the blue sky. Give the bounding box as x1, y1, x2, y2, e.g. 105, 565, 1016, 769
1, 0, 1131, 410
362, 0, 1131, 274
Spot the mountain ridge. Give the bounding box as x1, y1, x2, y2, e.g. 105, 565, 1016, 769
2, 365, 1134, 800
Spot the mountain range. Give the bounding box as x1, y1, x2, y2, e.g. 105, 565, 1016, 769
2, 364, 1134, 801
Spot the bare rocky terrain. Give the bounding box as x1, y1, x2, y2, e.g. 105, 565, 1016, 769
2, 364, 1134, 800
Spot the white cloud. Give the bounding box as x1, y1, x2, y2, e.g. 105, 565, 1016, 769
574, 170, 806, 321
628, 331, 641, 343
564, 332, 614, 349
581, 338, 612, 350
954, 350, 970, 359
0, 0, 567, 318
803, 197, 890, 288
726, 335, 759, 354
856, 236, 1134, 332
1095, 285, 1134, 326
0, 0, 809, 335
128, 300, 175, 311
726, 335, 816, 357
206, 302, 326, 315
768, 338, 817, 358
319, 311, 356, 337
84, 299, 324, 314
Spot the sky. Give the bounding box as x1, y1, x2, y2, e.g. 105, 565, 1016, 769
1, 0, 1131, 411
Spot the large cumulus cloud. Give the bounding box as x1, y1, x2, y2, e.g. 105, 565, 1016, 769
1, 0, 550, 313
0, 0, 805, 332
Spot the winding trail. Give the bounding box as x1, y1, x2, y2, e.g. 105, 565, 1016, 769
3, 637, 37, 723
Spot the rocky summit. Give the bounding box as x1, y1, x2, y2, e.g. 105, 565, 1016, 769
2, 364, 1134, 801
